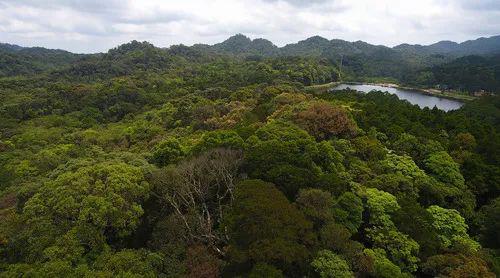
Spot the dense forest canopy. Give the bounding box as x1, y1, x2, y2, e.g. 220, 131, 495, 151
0, 34, 499, 277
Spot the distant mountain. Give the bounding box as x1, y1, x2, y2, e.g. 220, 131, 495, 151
395, 35, 500, 56
456, 35, 500, 55
0, 43, 81, 77
0, 43, 24, 52
204, 34, 500, 81
49, 40, 178, 81
276, 34, 500, 59
212, 34, 278, 56
250, 35, 447, 79
212, 34, 392, 58
427, 40, 459, 53
280, 36, 335, 56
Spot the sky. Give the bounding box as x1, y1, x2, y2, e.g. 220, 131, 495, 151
0, 0, 499, 53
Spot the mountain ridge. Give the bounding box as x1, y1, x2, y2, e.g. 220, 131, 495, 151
2, 34, 499, 56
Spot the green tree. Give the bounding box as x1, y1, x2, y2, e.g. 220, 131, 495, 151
331, 192, 363, 233
368, 229, 420, 272
424, 151, 465, 189
426, 205, 479, 251
245, 121, 322, 198
223, 179, 314, 275
93, 249, 163, 277
319, 222, 352, 253
476, 197, 500, 249
393, 198, 440, 258
314, 141, 345, 173
192, 130, 244, 154
365, 188, 400, 228
311, 250, 354, 278
249, 263, 284, 278
21, 162, 149, 261
380, 153, 426, 180
151, 137, 185, 166
296, 188, 333, 227
351, 136, 387, 161
364, 248, 409, 278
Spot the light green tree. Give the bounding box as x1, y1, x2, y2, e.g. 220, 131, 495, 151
424, 151, 465, 189
21, 162, 150, 260
364, 248, 410, 278
311, 250, 354, 278
426, 205, 480, 251
365, 188, 400, 228
369, 229, 420, 272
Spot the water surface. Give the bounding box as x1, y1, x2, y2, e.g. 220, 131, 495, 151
331, 83, 464, 111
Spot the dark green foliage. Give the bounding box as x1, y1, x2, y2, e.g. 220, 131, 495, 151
331, 192, 363, 233
223, 179, 314, 276
476, 198, 500, 249
245, 121, 322, 198
151, 138, 185, 166
405, 55, 500, 92
248, 263, 284, 278
0, 44, 81, 77
393, 198, 440, 258
296, 188, 333, 227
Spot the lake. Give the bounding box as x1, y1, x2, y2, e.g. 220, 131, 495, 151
331, 83, 464, 112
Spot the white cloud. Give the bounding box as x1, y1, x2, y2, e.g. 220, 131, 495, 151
0, 0, 498, 53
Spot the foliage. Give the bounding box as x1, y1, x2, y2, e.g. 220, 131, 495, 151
393, 197, 440, 258
331, 192, 363, 233
296, 188, 333, 227
476, 197, 500, 248
192, 130, 245, 154
248, 263, 284, 278
222, 179, 314, 275
365, 188, 400, 228
295, 101, 357, 140
422, 253, 495, 278
151, 137, 185, 166
424, 151, 465, 189
426, 205, 479, 251
364, 248, 409, 278
368, 229, 420, 272
311, 250, 354, 278
22, 162, 149, 255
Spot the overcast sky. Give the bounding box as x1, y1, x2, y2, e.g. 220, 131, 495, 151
0, 0, 499, 53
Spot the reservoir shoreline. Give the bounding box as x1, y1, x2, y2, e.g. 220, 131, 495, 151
327, 83, 465, 111
345, 82, 476, 101
305, 81, 476, 102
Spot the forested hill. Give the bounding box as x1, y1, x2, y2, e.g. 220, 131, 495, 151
403, 54, 500, 92
207, 34, 500, 85
2, 34, 500, 92
395, 35, 500, 56
0, 43, 81, 77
